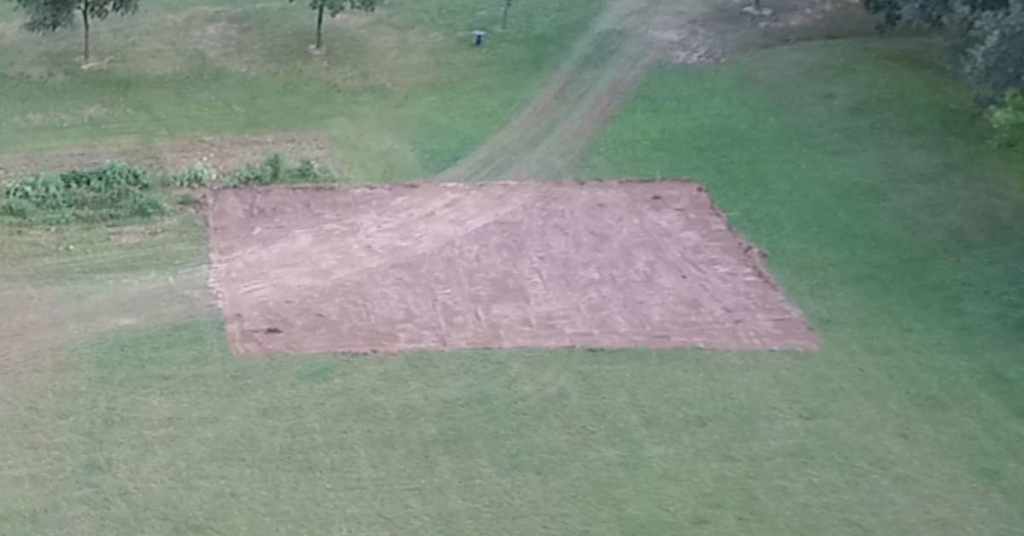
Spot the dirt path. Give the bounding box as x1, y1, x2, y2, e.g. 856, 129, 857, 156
435, 0, 721, 182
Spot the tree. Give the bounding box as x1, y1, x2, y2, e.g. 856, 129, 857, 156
864, 0, 1023, 100
12, 0, 139, 64
291, 0, 376, 52
960, 1, 1024, 99
864, 0, 1008, 27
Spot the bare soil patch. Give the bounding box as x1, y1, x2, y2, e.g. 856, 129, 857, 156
208, 181, 818, 356
0, 132, 336, 180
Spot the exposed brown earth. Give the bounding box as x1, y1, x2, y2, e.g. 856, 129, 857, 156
208, 181, 818, 356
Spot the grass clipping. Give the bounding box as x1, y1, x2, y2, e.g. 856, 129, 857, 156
2, 163, 165, 225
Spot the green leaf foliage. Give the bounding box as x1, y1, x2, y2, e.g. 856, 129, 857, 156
12, 0, 140, 32
2, 163, 165, 224
962, 1, 1024, 98
169, 164, 215, 189
222, 154, 327, 187
989, 89, 1024, 146
299, 0, 376, 16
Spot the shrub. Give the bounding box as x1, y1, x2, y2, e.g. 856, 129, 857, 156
170, 163, 215, 188
264, 153, 284, 183
225, 164, 269, 187
223, 154, 327, 187
224, 155, 280, 187
1, 163, 166, 224
989, 89, 1024, 147
294, 159, 323, 180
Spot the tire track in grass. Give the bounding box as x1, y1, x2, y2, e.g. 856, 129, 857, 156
435, 0, 717, 182
0, 222, 211, 376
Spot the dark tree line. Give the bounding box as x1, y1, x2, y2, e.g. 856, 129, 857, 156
864, 0, 1024, 101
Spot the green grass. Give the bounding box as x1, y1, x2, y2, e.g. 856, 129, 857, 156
584, 37, 1024, 532
0, 0, 602, 180
3, 11, 1024, 536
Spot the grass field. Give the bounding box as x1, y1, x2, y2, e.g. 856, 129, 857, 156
0, 0, 602, 179
2, 0, 1024, 534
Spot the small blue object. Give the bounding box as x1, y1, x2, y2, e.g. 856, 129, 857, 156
473, 30, 488, 47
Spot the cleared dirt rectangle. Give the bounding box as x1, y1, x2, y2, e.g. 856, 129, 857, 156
208, 181, 818, 356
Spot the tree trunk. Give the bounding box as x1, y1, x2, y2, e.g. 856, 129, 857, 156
502, 0, 512, 29
315, 2, 325, 50
81, 2, 91, 64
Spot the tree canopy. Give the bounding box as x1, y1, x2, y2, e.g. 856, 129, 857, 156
12, 0, 140, 63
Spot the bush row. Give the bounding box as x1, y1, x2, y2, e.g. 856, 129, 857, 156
168, 155, 326, 189
2, 155, 330, 224
2, 163, 164, 224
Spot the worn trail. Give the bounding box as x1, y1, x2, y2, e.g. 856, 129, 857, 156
436, 0, 717, 182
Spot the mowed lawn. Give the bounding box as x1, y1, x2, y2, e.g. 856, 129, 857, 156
0, 0, 601, 180
2, 10, 1024, 536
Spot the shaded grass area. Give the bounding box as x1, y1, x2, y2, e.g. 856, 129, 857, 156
3, 35, 1024, 536
0, 0, 602, 180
